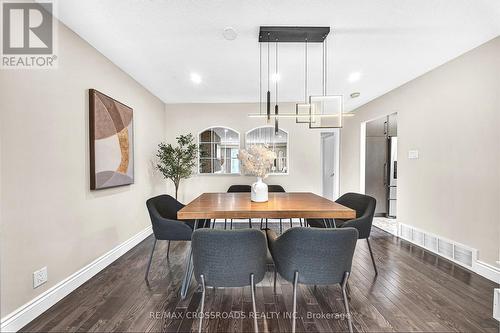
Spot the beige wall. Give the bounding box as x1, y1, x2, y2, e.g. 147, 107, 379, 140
0, 22, 166, 316
340, 37, 500, 266
164, 103, 326, 203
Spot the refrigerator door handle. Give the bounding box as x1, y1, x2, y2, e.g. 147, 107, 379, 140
383, 162, 388, 186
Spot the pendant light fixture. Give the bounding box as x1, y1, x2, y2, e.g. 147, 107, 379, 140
252, 26, 348, 129
309, 35, 344, 129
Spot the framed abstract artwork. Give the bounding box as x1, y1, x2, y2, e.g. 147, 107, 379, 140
89, 89, 134, 190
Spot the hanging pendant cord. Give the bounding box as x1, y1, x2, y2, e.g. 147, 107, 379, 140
305, 38, 308, 103
322, 37, 326, 95
259, 40, 262, 115
275, 39, 278, 105
325, 36, 328, 95
275, 39, 279, 135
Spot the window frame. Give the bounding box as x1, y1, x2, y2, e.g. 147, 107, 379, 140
244, 125, 290, 176
197, 126, 241, 176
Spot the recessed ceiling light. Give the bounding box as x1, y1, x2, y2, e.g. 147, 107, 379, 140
271, 72, 280, 82
348, 72, 362, 82
190, 73, 202, 84
223, 27, 238, 41
350, 92, 361, 98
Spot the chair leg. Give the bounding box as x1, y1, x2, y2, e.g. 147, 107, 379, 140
250, 273, 258, 333
366, 238, 378, 275
166, 241, 171, 259
230, 219, 233, 230
279, 219, 283, 234
292, 271, 299, 333
145, 238, 157, 283
273, 268, 277, 294
248, 218, 252, 228
211, 219, 215, 229
260, 218, 263, 229
198, 274, 206, 333
289, 219, 293, 228
224, 219, 227, 230
341, 272, 353, 333
265, 219, 268, 228
299, 218, 303, 227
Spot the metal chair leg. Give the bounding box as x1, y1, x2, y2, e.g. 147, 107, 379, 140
250, 273, 258, 333
145, 238, 157, 282
265, 219, 268, 228
366, 238, 378, 275
198, 274, 206, 333
341, 272, 353, 333
248, 218, 252, 228
299, 218, 303, 227
273, 268, 277, 294
346, 281, 352, 300
166, 240, 171, 259
224, 219, 227, 230
279, 219, 283, 234
211, 219, 215, 229
260, 218, 263, 229
230, 219, 233, 229
292, 271, 299, 333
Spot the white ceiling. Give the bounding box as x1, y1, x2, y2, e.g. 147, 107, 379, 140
55, 0, 500, 111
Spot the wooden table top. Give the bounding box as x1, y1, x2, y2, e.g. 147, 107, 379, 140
177, 192, 357, 220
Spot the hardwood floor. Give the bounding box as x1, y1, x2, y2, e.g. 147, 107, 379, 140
22, 224, 499, 332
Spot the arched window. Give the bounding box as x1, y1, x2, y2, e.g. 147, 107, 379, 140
245, 126, 289, 174
198, 127, 240, 174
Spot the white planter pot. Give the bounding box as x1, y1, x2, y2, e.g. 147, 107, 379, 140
251, 177, 268, 202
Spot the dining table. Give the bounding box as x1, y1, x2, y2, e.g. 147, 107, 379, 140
176, 192, 356, 299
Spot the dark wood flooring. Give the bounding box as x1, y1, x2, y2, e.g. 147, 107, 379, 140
22, 223, 499, 332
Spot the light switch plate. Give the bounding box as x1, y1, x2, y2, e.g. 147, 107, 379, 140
33, 266, 48, 288
408, 150, 419, 159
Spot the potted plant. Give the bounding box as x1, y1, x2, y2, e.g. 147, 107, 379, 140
156, 134, 197, 200
238, 145, 277, 202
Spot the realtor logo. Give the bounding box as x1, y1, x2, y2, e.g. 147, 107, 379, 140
1, 1, 57, 68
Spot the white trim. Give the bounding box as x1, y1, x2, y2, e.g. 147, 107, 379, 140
245, 125, 290, 176
319, 129, 340, 200
359, 122, 366, 194
473, 261, 500, 284
0, 226, 153, 332
398, 223, 500, 284
197, 126, 242, 176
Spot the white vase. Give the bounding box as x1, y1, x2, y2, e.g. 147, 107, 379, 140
251, 177, 268, 202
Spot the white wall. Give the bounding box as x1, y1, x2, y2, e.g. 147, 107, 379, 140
340, 36, 500, 266
0, 21, 165, 316
164, 103, 325, 203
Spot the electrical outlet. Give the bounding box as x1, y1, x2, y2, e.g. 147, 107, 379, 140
494, 289, 500, 321
33, 267, 48, 288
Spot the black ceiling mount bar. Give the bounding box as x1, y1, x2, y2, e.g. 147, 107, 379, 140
259, 26, 330, 43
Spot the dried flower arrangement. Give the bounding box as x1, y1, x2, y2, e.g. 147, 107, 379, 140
238, 145, 277, 178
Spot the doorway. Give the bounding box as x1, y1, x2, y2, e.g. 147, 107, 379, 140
321, 130, 340, 200
364, 113, 397, 221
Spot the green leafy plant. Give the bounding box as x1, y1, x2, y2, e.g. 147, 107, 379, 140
156, 134, 198, 200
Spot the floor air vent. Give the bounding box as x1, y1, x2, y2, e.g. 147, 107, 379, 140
398, 223, 476, 269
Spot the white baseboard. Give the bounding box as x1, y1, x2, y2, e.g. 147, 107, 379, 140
473, 261, 500, 284
398, 222, 500, 284
0, 226, 153, 332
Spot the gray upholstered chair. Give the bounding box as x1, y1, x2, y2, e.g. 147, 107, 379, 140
192, 229, 268, 333
145, 195, 209, 283
307, 192, 378, 275
266, 227, 358, 333
225, 185, 252, 229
